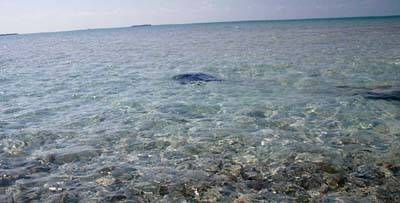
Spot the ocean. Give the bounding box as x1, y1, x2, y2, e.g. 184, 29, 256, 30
1, 16, 400, 202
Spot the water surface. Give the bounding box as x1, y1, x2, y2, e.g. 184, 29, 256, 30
1, 17, 400, 202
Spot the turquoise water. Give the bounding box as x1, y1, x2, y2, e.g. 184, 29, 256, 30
1, 17, 400, 202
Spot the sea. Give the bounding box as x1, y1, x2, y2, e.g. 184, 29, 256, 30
1, 16, 400, 202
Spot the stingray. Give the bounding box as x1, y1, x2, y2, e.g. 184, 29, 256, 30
361, 90, 400, 101
172, 73, 222, 84
336, 85, 400, 101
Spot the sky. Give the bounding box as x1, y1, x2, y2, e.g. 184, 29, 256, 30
1, 0, 400, 34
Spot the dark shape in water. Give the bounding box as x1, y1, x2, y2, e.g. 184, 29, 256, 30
336, 85, 400, 101
361, 90, 400, 101
172, 73, 222, 84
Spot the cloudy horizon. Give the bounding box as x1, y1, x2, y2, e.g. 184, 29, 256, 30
1, 0, 400, 34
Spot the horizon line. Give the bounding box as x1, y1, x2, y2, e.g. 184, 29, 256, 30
7, 14, 400, 35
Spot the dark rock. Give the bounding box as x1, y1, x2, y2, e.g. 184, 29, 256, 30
361, 90, 400, 101
0, 175, 16, 187
325, 174, 346, 189
274, 162, 321, 179
246, 111, 266, 118
46, 192, 79, 203
109, 166, 139, 180
245, 180, 268, 191
201, 187, 222, 202
25, 161, 51, 173
298, 174, 323, 190
270, 162, 345, 194
317, 162, 341, 174
335, 85, 400, 101
221, 163, 242, 179
98, 166, 116, 175
97, 191, 131, 203
354, 165, 384, 180
0, 170, 27, 187
13, 187, 42, 203
348, 165, 385, 187
240, 166, 261, 180
42, 146, 101, 164
107, 194, 127, 202
125, 187, 145, 196
343, 149, 375, 168
376, 179, 400, 202
271, 183, 311, 202
159, 185, 169, 196
172, 73, 222, 84
221, 182, 236, 196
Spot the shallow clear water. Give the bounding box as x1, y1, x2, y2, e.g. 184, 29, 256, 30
1, 17, 400, 202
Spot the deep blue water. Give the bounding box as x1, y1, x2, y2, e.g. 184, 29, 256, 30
1, 16, 400, 202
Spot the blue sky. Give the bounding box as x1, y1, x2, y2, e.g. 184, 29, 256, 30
1, 0, 400, 33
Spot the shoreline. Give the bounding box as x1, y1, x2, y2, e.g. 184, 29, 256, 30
0, 33, 18, 37
6, 14, 400, 35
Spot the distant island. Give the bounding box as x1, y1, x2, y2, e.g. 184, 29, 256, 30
130, 24, 151, 28
0, 33, 18, 37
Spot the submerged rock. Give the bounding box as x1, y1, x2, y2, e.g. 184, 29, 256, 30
376, 179, 400, 202
246, 110, 266, 118
172, 73, 222, 84
336, 85, 400, 101
361, 90, 400, 101
45, 192, 79, 203
41, 146, 101, 164
0, 160, 50, 187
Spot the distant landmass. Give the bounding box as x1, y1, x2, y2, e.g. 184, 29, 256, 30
0, 33, 18, 37
130, 24, 151, 28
